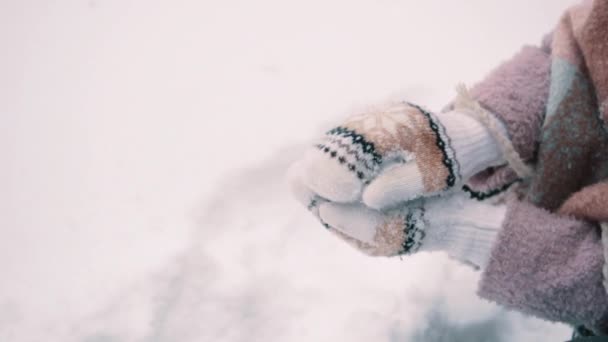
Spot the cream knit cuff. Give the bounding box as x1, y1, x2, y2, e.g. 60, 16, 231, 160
417, 195, 507, 270
437, 110, 506, 179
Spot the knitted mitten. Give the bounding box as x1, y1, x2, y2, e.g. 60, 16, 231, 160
318, 192, 506, 269
297, 101, 505, 207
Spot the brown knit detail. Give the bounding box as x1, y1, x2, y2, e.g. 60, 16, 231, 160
373, 215, 407, 255
343, 103, 450, 192
408, 109, 451, 192
343, 105, 415, 155
329, 215, 407, 257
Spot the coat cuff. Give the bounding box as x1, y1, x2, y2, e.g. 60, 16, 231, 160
420, 196, 506, 269
478, 199, 608, 335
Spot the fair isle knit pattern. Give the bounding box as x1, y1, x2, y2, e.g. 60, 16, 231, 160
371, 206, 427, 256
320, 204, 428, 257
316, 102, 461, 192
399, 206, 427, 255
315, 126, 383, 183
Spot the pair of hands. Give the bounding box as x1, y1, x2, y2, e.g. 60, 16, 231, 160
287, 101, 506, 257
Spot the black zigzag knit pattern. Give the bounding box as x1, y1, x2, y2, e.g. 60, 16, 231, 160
399, 208, 426, 255
462, 178, 521, 201
316, 126, 383, 181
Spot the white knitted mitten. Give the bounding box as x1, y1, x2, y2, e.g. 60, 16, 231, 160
317, 192, 506, 269
296, 102, 505, 207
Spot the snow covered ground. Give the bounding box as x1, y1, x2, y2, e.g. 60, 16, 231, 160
1, 1, 576, 341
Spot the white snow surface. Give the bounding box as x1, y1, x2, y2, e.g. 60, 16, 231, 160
1, 1, 576, 341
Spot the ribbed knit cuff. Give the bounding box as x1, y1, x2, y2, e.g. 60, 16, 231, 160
418, 195, 507, 269
437, 110, 505, 179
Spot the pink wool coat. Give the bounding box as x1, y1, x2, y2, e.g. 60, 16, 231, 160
458, 0, 608, 334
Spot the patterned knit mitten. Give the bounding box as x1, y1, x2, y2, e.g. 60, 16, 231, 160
298, 102, 505, 207
318, 192, 506, 269
288, 159, 424, 256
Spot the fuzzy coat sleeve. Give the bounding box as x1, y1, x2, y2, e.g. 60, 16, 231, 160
466, 31, 608, 332
477, 199, 608, 334
468, 37, 552, 162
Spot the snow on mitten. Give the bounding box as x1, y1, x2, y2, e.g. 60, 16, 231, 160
318, 192, 506, 269
298, 101, 505, 206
